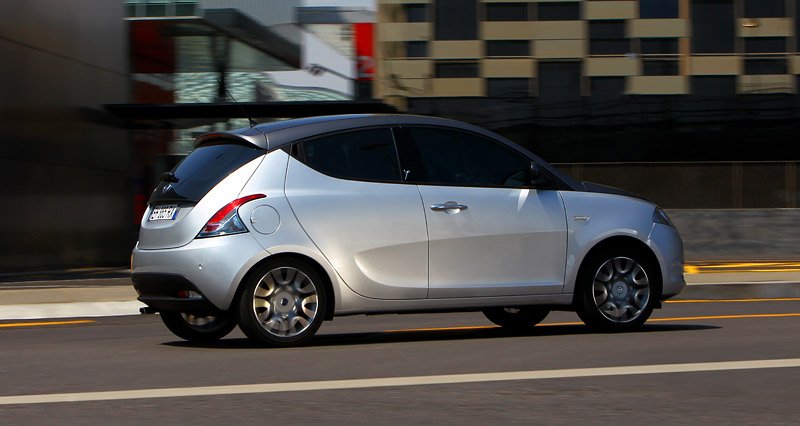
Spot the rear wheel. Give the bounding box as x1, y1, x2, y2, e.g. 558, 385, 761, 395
482, 306, 550, 331
575, 248, 660, 331
160, 311, 236, 343
237, 259, 327, 347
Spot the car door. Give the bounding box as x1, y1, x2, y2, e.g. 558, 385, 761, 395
284, 127, 429, 300
397, 126, 568, 298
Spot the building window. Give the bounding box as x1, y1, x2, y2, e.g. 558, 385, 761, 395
435, 0, 477, 40
485, 2, 529, 21
744, 0, 785, 18
487, 78, 530, 97
435, 61, 479, 78
643, 60, 680, 75
539, 62, 581, 104
537, 2, 580, 21
691, 0, 735, 53
403, 4, 428, 22
590, 77, 626, 99
640, 0, 679, 19
744, 37, 787, 53
692, 76, 736, 96
406, 41, 428, 58
486, 40, 530, 57
589, 21, 630, 55
744, 59, 788, 75
640, 38, 679, 55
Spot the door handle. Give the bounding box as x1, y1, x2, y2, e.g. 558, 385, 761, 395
430, 201, 468, 212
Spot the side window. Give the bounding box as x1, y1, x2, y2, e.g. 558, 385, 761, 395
404, 127, 528, 188
301, 128, 401, 182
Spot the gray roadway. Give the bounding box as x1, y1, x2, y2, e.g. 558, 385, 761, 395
1, 297, 799, 425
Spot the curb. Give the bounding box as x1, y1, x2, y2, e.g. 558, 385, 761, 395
678, 282, 800, 299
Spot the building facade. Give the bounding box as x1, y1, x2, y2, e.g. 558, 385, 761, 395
375, 0, 800, 209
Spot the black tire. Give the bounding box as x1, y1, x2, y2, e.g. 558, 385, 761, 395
160, 311, 236, 343
575, 247, 661, 332
237, 258, 328, 347
482, 306, 550, 331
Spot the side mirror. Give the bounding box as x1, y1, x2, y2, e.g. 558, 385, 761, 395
529, 161, 551, 188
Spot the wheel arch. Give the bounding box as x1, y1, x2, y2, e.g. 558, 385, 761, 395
571, 235, 663, 306
232, 252, 336, 320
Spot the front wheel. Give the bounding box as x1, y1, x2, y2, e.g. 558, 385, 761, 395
160, 311, 237, 343
237, 259, 327, 347
482, 306, 550, 331
575, 249, 660, 331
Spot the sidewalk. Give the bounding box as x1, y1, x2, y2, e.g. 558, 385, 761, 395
1, 264, 799, 320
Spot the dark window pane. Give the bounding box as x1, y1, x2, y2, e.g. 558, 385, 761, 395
303, 129, 401, 182
591, 77, 626, 100
744, 58, 788, 75
175, 4, 196, 16
403, 4, 428, 22
145, 3, 166, 16
435, 61, 479, 78
539, 62, 581, 104
537, 2, 580, 20
643, 60, 679, 75
744, 0, 785, 18
641, 38, 679, 54
640, 0, 679, 18
692, 0, 735, 53
149, 143, 264, 204
590, 21, 629, 55
486, 3, 528, 21
486, 40, 529, 57
435, 0, 477, 40
487, 78, 529, 97
692, 76, 736, 96
745, 37, 787, 53
406, 41, 428, 57
406, 127, 528, 187
797, 0, 800, 52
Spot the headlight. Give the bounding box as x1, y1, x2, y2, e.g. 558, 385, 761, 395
652, 207, 674, 228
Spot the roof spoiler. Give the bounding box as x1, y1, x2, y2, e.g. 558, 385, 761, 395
194, 130, 267, 149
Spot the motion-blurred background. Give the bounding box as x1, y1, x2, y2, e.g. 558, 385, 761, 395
2, 0, 799, 272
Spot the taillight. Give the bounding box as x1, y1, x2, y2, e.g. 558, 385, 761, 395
197, 194, 266, 238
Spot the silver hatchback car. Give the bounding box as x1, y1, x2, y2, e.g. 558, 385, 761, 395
132, 114, 685, 346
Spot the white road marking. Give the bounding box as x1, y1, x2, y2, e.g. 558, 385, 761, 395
0, 301, 145, 320
1, 358, 798, 405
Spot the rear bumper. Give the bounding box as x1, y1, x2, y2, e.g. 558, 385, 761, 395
132, 273, 219, 313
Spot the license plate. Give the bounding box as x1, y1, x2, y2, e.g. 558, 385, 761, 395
149, 204, 179, 221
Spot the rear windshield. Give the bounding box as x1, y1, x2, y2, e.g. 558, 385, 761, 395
149, 142, 264, 205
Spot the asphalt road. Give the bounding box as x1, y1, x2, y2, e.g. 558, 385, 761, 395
0, 299, 799, 425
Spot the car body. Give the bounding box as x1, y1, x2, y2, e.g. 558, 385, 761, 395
131, 114, 685, 346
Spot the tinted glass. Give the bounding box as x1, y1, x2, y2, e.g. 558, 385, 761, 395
435, 61, 479, 78
150, 142, 264, 204
539, 62, 581, 104
744, 59, 788, 75
640, 0, 679, 18
745, 37, 787, 53
591, 77, 626, 99
486, 3, 529, 21
487, 78, 530, 97
406, 127, 528, 187
643, 60, 679, 75
406, 41, 428, 57
692, 76, 736, 96
692, 0, 734, 53
486, 40, 530, 57
537, 2, 580, 20
744, 0, 785, 17
590, 21, 629, 55
403, 4, 428, 22
435, 0, 477, 40
641, 38, 679, 54
303, 128, 401, 182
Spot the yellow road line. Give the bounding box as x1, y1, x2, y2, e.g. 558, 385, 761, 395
684, 261, 800, 274
666, 297, 800, 303
384, 312, 800, 333
0, 320, 95, 329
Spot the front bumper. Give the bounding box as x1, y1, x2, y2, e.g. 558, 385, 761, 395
649, 223, 686, 299
131, 233, 266, 311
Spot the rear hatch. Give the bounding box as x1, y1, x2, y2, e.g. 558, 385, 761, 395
138, 141, 265, 250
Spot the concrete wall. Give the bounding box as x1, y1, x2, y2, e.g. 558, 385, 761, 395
0, 0, 131, 271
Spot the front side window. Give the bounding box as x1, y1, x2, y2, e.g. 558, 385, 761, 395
403, 127, 528, 188
302, 128, 401, 182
